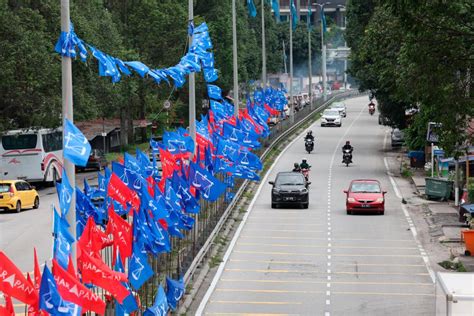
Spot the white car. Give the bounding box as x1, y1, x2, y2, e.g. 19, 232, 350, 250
321, 109, 342, 127
330, 102, 347, 117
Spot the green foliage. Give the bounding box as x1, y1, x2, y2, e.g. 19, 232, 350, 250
347, 0, 473, 154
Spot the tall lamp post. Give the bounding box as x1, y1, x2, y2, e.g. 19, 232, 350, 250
60, 0, 76, 261
232, 0, 239, 117
289, 2, 294, 124
315, 2, 330, 101
188, 0, 196, 151
261, 0, 267, 87
337, 4, 348, 90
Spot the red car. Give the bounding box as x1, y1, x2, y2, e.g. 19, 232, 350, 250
344, 179, 387, 215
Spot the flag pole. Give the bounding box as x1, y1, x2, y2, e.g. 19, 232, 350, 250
232, 0, 239, 117
261, 0, 267, 87
308, 1, 313, 110
188, 0, 196, 153
61, 0, 76, 262
289, 3, 294, 124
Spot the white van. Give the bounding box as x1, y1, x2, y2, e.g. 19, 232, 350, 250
0, 129, 63, 183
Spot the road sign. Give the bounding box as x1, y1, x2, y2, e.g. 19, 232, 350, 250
164, 100, 171, 109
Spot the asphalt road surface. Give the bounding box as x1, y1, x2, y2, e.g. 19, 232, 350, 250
197, 96, 435, 316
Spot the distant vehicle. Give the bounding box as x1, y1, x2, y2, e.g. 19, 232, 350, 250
77, 149, 107, 172
391, 128, 405, 147
0, 180, 39, 213
0, 129, 62, 183
269, 172, 310, 209
321, 109, 342, 127
344, 179, 386, 215
331, 102, 347, 117
331, 81, 342, 90
342, 148, 352, 167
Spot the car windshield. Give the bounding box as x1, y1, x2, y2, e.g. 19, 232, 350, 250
324, 111, 339, 116
351, 182, 381, 193
332, 103, 344, 109
276, 174, 305, 186
0, 183, 11, 193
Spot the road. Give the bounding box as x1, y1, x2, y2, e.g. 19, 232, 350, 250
197, 96, 435, 315
0, 171, 97, 273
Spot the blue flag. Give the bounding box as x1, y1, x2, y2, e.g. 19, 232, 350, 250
189, 162, 226, 202
56, 169, 73, 217
53, 208, 74, 269
144, 285, 169, 316
247, 0, 257, 17
272, 0, 280, 22
207, 84, 222, 100
114, 251, 139, 315
237, 149, 263, 171
166, 277, 185, 311
291, 0, 298, 30
307, 0, 312, 30
63, 119, 91, 167
320, 5, 327, 33
39, 265, 79, 315
216, 136, 240, 162
129, 238, 154, 290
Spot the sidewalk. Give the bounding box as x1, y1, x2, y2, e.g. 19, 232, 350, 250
385, 151, 474, 272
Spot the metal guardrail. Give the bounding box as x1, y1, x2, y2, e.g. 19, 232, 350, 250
182, 90, 360, 286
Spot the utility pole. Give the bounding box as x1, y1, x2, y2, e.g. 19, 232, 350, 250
316, 3, 329, 101
283, 40, 288, 74
61, 0, 76, 262
261, 0, 267, 87
289, 6, 294, 124
232, 0, 239, 117
188, 0, 196, 151
308, 1, 313, 109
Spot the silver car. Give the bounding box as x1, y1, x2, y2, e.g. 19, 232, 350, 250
330, 102, 347, 117
321, 109, 342, 127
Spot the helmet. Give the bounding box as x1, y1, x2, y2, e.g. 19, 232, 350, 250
308, 130, 313, 135
346, 141, 350, 145
294, 162, 300, 168
302, 158, 307, 162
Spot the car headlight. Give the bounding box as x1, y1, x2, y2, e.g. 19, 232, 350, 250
375, 197, 384, 203
300, 188, 308, 194
347, 197, 356, 203
272, 188, 281, 194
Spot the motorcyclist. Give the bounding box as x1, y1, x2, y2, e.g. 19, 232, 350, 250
300, 158, 311, 170
305, 131, 315, 142
342, 141, 353, 163
292, 162, 301, 172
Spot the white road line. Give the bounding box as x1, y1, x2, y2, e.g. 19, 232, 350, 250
196, 117, 317, 315
382, 131, 436, 283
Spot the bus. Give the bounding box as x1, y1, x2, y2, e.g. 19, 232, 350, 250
0, 129, 63, 183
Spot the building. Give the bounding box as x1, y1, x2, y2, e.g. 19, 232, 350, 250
277, 0, 347, 29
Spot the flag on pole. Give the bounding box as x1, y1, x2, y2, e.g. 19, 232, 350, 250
63, 119, 91, 167
307, 0, 312, 31
320, 5, 327, 33
166, 277, 185, 310
247, 0, 257, 17
0, 251, 38, 305
144, 285, 169, 316
271, 0, 280, 22
290, 0, 298, 30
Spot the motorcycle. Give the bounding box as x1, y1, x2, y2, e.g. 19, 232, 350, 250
369, 104, 375, 116
343, 149, 352, 167
301, 168, 310, 181
305, 139, 314, 154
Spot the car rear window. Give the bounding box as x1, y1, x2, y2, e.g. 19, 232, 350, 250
2, 134, 37, 150
276, 174, 305, 185
324, 110, 339, 116
351, 182, 381, 193
0, 183, 11, 193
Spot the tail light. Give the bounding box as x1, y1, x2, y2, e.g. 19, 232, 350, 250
9, 185, 14, 197
41, 162, 44, 171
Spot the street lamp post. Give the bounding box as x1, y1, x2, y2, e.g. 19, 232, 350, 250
315, 2, 330, 101
261, 0, 267, 87
232, 0, 239, 117
308, 1, 313, 110
337, 4, 348, 90
60, 0, 76, 262
188, 0, 196, 152
289, 5, 294, 124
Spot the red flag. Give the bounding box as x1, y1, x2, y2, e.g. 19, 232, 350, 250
78, 217, 113, 258
78, 245, 129, 303
52, 259, 106, 315
67, 254, 76, 277
107, 173, 140, 211
264, 103, 280, 116
25, 273, 43, 316
33, 248, 41, 290
0, 251, 38, 305
107, 207, 133, 263
0, 294, 14, 316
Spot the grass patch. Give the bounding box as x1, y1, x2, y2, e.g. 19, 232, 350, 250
105, 142, 149, 163
209, 255, 223, 268
401, 168, 413, 178
438, 260, 467, 272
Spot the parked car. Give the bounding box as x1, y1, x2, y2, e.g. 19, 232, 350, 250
321, 109, 342, 127
344, 179, 386, 215
77, 149, 108, 171
330, 102, 347, 117
0, 180, 39, 212
269, 172, 310, 209
391, 128, 405, 147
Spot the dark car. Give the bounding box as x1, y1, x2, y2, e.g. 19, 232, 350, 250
269, 172, 310, 209
77, 149, 108, 172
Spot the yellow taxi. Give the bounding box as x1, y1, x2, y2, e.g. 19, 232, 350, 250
0, 180, 40, 213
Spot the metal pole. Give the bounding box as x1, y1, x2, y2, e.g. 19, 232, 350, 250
232, 0, 239, 117
319, 5, 327, 101
308, 3, 312, 109
61, 0, 76, 262
455, 159, 459, 206
189, 0, 196, 151
283, 40, 287, 74
289, 7, 294, 124
261, 0, 267, 87
344, 42, 348, 90
431, 143, 434, 178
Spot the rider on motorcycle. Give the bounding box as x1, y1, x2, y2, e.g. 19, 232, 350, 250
300, 158, 311, 170
342, 141, 354, 163
305, 131, 315, 142
293, 162, 301, 172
